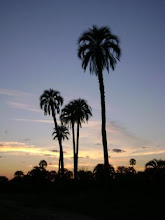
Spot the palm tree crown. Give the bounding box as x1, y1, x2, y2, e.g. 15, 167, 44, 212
145, 159, 165, 169
40, 89, 63, 116
60, 102, 75, 127
130, 158, 136, 167
52, 125, 69, 141
70, 98, 92, 126
78, 25, 121, 74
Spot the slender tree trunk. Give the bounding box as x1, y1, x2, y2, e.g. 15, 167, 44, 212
59, 139, 64, 176
75, 120, 80, 180
71, 121, 77, 180
52, 107, 64, 176
98, 71, 109, 183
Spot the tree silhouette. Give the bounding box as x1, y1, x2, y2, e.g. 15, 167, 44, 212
78, 25, 121, 183
61, 98, 92, 180
61, 102, 76, 179
129, 158, 136, 168
39, 160, 47, 169
14, 170, 24, 178
93, 163, 115, 185
145, 159, 165, 169
40, 89, 64, 175
52, 124, 69, 173
145, 159, 165, 183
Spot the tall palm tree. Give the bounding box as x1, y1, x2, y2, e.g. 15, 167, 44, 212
60, 102, 77, 178
61, 98, 92, 180
52, 124, 69, 173
40, 89, 64, 175
78, 25, 121, 181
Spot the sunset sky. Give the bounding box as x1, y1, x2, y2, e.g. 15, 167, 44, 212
0, 0, 165, 179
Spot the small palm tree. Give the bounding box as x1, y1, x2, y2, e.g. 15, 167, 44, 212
40, 89, 64, 175
129, 158, 136, 168
78, 25, 121, 182
52, 124, 69, 173
61, 98, 92, 180
39, 160, 47, 169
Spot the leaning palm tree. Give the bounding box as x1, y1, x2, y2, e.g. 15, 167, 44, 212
78, 25, 121, 181
61, 98, 92, 180
52, 124, 69, 173
40, 89, 64, 175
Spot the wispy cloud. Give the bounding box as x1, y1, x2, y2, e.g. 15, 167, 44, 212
0, 88, 32, 97
0, 141, 59, 156
13, 118, 53, 124
8, 102, 41, 112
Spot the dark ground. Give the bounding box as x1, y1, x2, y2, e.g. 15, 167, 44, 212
0, 183, 164, 220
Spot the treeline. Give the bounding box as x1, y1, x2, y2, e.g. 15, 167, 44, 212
1, 158, 165, 193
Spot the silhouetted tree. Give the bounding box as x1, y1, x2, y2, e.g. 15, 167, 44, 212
145, 159, 165, 169
0, 176, 8, 183
145, 159, 165, 184
116, 166, 127, 174
39, 160, 47, 169
52, 124, 69, 172
40, 89, 64, 175
61, 99, 92, 180
49, 170, 57, 182
14, 170, 24, 178
27, 166, 49, 184
77, 170, 93, 185
78, 25, 121, 183
129, 158, 136, 168
93, 163, 115, 185
60, 102, 76, 178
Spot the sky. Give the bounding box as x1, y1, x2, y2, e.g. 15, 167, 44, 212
0, 0, 165, 179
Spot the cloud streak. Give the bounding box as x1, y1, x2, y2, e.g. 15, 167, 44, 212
8, 102, 41, 112
0, 88, 33, 98
13, 118, 53, 124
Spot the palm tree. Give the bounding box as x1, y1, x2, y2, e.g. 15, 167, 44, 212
39, 160, 47, 169
61, 98, 92, 180
40, 89, 64, 175
60, 102, 76, 176
52, 124, 69, 173
145, 159, 165, 169
93, 163, 115, 185
78, 25, 121, 182
129, 158, 136, 168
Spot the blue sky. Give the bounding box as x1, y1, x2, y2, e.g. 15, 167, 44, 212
0, 0, 165, 178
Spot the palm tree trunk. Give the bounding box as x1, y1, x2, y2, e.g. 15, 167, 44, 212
59, 139, 64, 176
51, 107, 64, 176
98, 71, 109, 179
71, 121, 77, 180
75, 119, 80, 180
